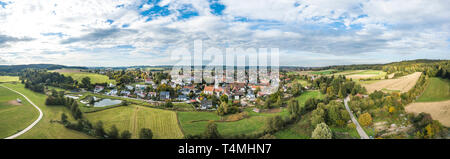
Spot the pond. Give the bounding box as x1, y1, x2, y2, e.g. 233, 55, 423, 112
93, 99, 122, 107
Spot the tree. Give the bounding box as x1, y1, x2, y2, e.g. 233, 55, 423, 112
311, 123, 332, 139
94, 121, 106, 138
139, 128, 153, 139
358, 112, 373, 127
108, 125, 119, 139
220, 94, 228, 103
81, 77, 91, 88
61, 113, 68, 124
204, 121, 221, 139
120, 130, 132, 139
311, 108, 325, 127
287, 100, 301, 118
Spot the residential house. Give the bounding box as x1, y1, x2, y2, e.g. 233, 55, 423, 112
108, 83, 116, 88
120, 90, 131, 96
160, 91, 170, 100
177, 95, 188, 101
135, 91, 147, 99
94, 85, 105, 93
203, 85, 214, 95
135, 84, 147, 91
125, 85, 134, 90
107, 89, 118, 96
147, 92, 157, 98
200, 100, 213, 110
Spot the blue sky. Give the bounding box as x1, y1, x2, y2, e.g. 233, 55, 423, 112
0, 0, 449, 67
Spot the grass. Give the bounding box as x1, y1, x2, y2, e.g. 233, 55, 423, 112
178, 109, 289, 137
52, 69, 115, 84
0, 83, 93, 139
0, 76, 19, 83
417, 77, 450, 102
294, 91, 325, 107
0, 86, 39, 138
84, 105, 184, 139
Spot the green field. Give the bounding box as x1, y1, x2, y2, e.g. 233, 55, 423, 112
0, 83, 94, 139
52, 69, 115, 84
417, 77, 450, 102
0, 86, 39, 138
84, 105, 184, 139
295, 91, 325, 107
178, 109, 289, 137
310, 69, 338, 75
0, 76, 19, 83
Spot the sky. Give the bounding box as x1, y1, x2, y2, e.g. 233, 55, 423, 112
0, 0, 449, 67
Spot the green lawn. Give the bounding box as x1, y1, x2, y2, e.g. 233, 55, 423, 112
0, 86, 39, 138
0, 83, 94, 139
178, 109, 289, 137
417, 77, 450, 102
295, 91, 325, 107
84, 105, 184, 139
0, 76, 19, 83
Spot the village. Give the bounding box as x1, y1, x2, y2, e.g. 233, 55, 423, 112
87, 68, 284, 111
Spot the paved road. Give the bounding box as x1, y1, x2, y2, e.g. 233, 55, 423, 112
2, 85, 43, 139
344, 96, 370, 139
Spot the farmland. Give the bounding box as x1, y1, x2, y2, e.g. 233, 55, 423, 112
84, 105, 184, 139
405, 100, 450, 127
0, 83, 93, 139
345, 70, 387, 80
362, 72, 422, 93
0, 86, 39, 138
0, 76, 19, 83
416, 77, 450, 102
52, 69, 116, 84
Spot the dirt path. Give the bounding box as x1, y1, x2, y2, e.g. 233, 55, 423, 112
1, 85, 43, 139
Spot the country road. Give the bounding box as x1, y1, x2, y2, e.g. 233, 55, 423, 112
344, 96, 370, 139
2, 85, 43, 139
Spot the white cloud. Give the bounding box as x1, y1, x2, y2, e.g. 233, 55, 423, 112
0, 0, 448, 67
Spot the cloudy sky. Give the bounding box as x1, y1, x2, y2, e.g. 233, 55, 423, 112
0, 0, 449, 67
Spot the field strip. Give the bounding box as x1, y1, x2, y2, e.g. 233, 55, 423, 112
130, 106, 139, 138
1, 85, 43, 139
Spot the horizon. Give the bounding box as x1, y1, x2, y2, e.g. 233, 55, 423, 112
1, 58, 448, 68
1, 0, 450, 67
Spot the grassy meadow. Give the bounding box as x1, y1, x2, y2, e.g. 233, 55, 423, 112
52, 69, 116, 84
0, 86, 39, 138
178, 108, 289, 137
